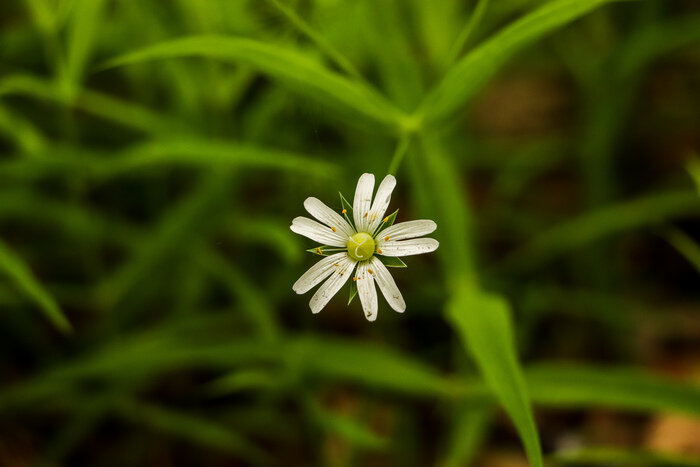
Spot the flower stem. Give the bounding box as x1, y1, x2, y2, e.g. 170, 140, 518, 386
387, 133, 412, 175
444, 0, 491, 69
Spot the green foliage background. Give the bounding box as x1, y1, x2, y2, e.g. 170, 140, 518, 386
1, 0, 699, 465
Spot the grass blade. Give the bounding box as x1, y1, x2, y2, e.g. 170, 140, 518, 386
101, 35, 408, 132
441, 405, 493, 467
497, 190, 700, 273
419, 0, 619, 125
526, 364, 700, 415
0, 237, 72, 333
91, 138, 340, 179
62, 0, 107, 97
0, 74, 185, 134
552, 446, 700, 466
410, 133, 541, 464
448, 291, 543, 467
665, 228, 700, 275
115, 399, 271, 465
289, 336, 455, 397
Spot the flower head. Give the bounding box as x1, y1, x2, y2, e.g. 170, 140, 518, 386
290, 173, 438, 321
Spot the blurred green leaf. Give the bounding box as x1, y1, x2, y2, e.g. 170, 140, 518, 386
205, 370, 282, 396
411, 131, 541, 465
235, 218, 302, 264
62, 0, 107, 96
552, 446, 700, 466
0, 74, 185, 134
665, 228, 700, 276
90, 138, 341, 179
498, 190, 700, 273
307, 398, 387, 450
448, 291, 543, 467
444, 0, 491, 68
441, 405, 493, 467
616, 14, 700, 81
0, 103, 46, 154
266, 0, 362, 79
200, 249, 280, 342
418, 0, 619, 125
688, 158, 700, 197
0, 237, 72, 334
526, 364, 700, 415
102, 35, 408, 132
115, 398, 272, 465
290, 336, 456, 397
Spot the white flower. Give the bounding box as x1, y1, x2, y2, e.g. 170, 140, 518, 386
290, 173, 439, 321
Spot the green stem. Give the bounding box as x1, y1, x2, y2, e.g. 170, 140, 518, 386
387, 133, 412, 176
444, 0, 491, 69
267, 0, 363, 80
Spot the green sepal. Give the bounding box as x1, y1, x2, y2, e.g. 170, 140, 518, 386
339, 191, 353, 212
377, 255, 407, 268
384, 209, 399, 227
373, 209, 399, 236
306, 245, 346, 256
348, 279, 358, 304
339, 191, 356, 230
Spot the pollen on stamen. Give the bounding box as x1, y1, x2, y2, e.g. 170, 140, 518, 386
352, 277, 357, 282
377, 248, 382, 254
368, 268, 374, 275
331, 226, 336, 232
316, 247, 322, 255
342, 209, 347, 214
384, 236, 390, 241
363, 212, 368, 218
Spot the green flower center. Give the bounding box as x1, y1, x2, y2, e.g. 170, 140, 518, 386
346, 232, 375, 262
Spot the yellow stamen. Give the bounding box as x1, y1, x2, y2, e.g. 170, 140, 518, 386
377, 248, 382, 254
342, 209, 347, 214
331, 226, 336, 232
316, 247, 322, 255
384, 236, 390, 241
334, 263, 339, 267
352, 277, 357, 282
363, 212, 368, 218
368, 268, 374, 275
383, 216, 389, 223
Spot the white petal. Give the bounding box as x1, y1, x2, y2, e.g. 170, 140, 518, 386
377, 220, 437, 242
366, 174, 397, 233
353, 173, 375, 232
304, 197, 354, 237
378, 238, 439, 256
369, 257, 405, 313
356, 261, 378, 321
293, 252, 348, 294
309, 254, 355, 313
290, 217, 347, 247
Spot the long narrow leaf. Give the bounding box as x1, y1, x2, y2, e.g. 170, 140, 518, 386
419, 0, 619, 125
497, 190, 700, 273
0, 237, 72, 333
552, 446, 700, 466
448, 291, 543, 467
101, 35, 408, 132
526, 364, 700, 415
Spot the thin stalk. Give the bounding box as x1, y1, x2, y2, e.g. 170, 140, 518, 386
444, 0, 491, 69
267, 0, 363, 80
387, 133, 412, 176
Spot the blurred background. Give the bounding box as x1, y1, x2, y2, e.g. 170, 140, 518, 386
1, 0, 700, 465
